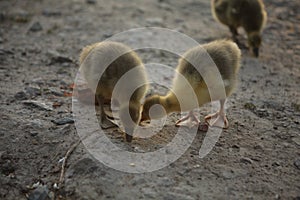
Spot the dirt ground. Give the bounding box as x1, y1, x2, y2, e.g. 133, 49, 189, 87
0, 0, 300, 199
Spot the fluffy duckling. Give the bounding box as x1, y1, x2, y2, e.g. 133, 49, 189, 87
211, 0, 267, 57
80, 41, 148, 142
141, 40, 241, 129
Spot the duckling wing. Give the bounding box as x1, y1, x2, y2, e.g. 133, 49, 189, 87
239, 0, 266, 32
213, 0, 229, 22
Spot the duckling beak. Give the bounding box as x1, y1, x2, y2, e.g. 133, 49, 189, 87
253, 47, 259, 57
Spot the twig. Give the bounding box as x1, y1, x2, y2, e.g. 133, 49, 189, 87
58, 139, 81, 186
57, 132, 93, 188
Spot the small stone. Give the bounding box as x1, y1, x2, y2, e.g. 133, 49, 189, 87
13, 11, 31, 23
158, 3, 172, 11
42, 9, 61, 17
86, 0, 96, 4
256, 108, 268, 118
132, 177, 146, 186
25, 86, 41, 97
49, 88, 64, 96
103, 33, 113, 38
141, 188, 156, 199
292, 137, 300, 146
129, 163, 135, 167
28, 185, 50, 200
22, 100, 53, 111
294, 158, 300, 169
51, 117, 74, 125
29, 22, 43, 32
0, 48, 13, 55
14, 91, 28, 100
292, 103, 300, 111
50, 55, 73, 64
222, 170, 235, 179
146, 17, 163, 26
32, 77, 44, 85
272, 162, 280, 167
53, 183, 59, 190
240, 157, 253, 164
244, 102, 256, 111
30, 131, 39, 137
159, 177, 174, 186
0, 160, 15, 175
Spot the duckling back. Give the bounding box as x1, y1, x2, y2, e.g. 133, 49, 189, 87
80, 41, 147, 99
212, 0, 267, 32
173, 40, 241, 106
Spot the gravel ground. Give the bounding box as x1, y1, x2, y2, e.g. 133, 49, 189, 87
0, 0, 299, 199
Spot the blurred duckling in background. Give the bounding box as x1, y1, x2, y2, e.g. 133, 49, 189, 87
211, 0, 267, 57
80, 41, 148, 142
141, 40, 241, 129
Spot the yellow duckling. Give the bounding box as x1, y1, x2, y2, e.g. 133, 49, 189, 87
80, 41, 148, 142
211, 0, 267, 57
141, 40, 241, 129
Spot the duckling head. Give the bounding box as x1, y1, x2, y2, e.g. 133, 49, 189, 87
248, 32, 262, 57
141, 95, 166, 122
119, 103, 142, 142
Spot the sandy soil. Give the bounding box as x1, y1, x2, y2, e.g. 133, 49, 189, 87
0, 0, 299, 199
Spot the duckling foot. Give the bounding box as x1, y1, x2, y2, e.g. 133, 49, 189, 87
175, 111, 200, 128
100, 117, 118, 129
204, 112, 229, 129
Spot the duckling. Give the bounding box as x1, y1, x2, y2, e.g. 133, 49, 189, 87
80, 41, 148, 142
141, 40, 241, 129
211, 0, 267, 57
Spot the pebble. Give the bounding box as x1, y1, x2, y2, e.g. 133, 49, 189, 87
25, 86, 41, 97
14, 91, 28, 100
51, 117, 74, 125
292, 137, 300, 146
272, 162, 280, 167
146, 17, 163, 26
12, 11, 31, 23
86, 0, 96, 4
294, 158, 300, 170
164, 192, 194, 200
30, 131, 39, 137
129, 163, 135, 167
50, 55, 73, 64
0, 160, 15, 175
49, 87, 64, 97
141, 187, 156, 199
22, 100, 53, 111
0, 48, 14, 55
256, 108, 269, 118
158, 3, 172, 11
158, 177, 174, 187
42, 9, 61, 17
222, 170, 236, 179
29, 22, 43, 32
28, 185, 50, 200
244, 102, 256, 111
240, 157, 253, 164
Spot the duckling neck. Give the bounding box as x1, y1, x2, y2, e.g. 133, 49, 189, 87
160, 92, 181, 114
